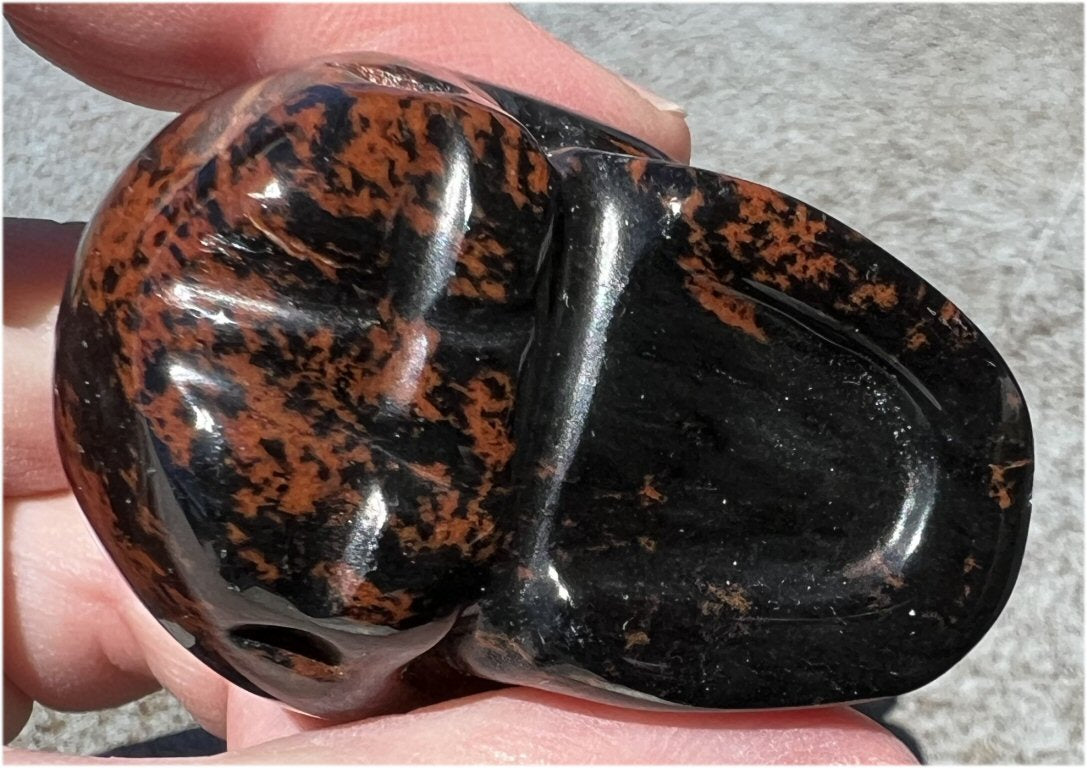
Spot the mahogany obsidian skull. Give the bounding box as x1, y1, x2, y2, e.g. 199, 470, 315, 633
54, 55, 1033, 719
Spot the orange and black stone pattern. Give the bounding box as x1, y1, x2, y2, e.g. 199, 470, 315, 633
55, 56, 1032, 718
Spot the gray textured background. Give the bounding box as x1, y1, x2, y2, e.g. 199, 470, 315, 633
4, 3, 1083, 763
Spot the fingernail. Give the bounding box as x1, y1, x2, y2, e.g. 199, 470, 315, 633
619, 75, 687, 117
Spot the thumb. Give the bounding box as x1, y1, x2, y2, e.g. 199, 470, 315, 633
5, 3, 691, 161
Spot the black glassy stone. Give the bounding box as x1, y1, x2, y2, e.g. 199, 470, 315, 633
456, 150, 1032, 708
54, 55, 1032, 719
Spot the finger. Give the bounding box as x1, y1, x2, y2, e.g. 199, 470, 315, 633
3, 492, 231, 736
225, 686, 323, 752
5, 3, 690, 162
6, 688, 917, 764
231, 688, 918, 764
3, 219, 83, 497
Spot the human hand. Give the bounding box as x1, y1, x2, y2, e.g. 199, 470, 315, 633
4, 4, 916, 762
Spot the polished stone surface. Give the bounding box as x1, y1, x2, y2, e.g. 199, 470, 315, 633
10, 6, 1079, 760
458, 150, 1032, 709
52, 55, 1032, 719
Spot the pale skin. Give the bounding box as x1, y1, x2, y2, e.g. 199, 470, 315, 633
3, 4, 917, 763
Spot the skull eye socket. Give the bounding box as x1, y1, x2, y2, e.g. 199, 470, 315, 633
229, 624, 342, 667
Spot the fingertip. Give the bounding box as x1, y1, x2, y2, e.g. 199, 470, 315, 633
6, 3, 691, 161
615, 80, 692, 163
3, 219, 82, 330
2, 325, 67, 498
4, 3, 267, 112
3, 219, 84, 498
627, 106, 691, 164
